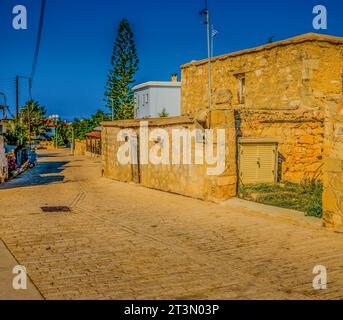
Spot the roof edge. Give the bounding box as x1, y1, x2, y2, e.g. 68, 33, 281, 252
133, 81, 181, 91
181, 33, 343, 69
101, 116, 194, 128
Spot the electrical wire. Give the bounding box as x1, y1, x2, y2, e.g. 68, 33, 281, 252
30, 0, 46, 85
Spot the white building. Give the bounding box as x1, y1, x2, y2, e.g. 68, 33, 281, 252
133, 74, 181, 119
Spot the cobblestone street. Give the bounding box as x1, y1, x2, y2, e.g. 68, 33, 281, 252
0, 149, 342, 300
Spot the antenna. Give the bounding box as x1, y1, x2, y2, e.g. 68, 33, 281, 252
199, 0, 212, 120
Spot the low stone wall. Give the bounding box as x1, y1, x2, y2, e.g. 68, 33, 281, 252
73, 139, 86, 156
0, 136, 8, 183
236, 110, 324, 182
102, 115, 237, 201
323, 97, 343, 228
39, 140, 55, 150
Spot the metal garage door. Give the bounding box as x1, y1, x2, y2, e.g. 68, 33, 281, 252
239, 138, 278, 184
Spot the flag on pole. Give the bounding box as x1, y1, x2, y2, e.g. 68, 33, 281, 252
211, 26, 219, 38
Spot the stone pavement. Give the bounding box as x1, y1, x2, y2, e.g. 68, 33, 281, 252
0, 149, 342, 300
0, 240, 43, 300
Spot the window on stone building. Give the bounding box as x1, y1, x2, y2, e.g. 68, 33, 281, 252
236, 73, 245, 104
145, 93, 149, 104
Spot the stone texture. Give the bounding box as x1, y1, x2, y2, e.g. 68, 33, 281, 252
101, 115, 237, 201
73, 139, 86, 156
235, 110, 324, 182
181, 34, 343, 115
1, 149, 343, 300
39, 141, 55, 150
180, 33, 343, 183
323, 97, 343, 228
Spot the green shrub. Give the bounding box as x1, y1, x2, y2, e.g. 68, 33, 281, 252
239, 180, 323, 218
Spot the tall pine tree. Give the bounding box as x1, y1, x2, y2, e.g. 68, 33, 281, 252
105, 18, 139, 120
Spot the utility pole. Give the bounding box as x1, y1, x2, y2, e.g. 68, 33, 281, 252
200, 1, 212, 126
206, 9, 212, 113
28, 101, 31, 150
16, 75, 19, 122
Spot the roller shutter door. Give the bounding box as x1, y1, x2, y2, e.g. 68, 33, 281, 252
239, 143, 277, 184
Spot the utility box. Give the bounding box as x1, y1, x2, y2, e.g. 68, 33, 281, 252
238, 137, 278, 184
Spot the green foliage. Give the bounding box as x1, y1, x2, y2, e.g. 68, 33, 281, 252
300, 179, 323, 218
71, 109, 110, 140
55, 120, 71, 146
3, 121, 27, 145
104, 18, 139, 120
19, 100, 48, 138
158, 108, 169, 118
239, 181, 323, 218
4, 99, 47, 145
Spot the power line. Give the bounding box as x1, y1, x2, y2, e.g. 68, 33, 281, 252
30, 0, 46, 85
1, 0, 46, 119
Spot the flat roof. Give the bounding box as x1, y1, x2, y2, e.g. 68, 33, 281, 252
181, 33, 343, 68
101, 116, 194, 128
133, 81, 181, 91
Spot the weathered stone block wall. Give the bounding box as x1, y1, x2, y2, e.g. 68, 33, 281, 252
102, 126, 133, 182
180, 34, 342, 184
236, 110, 324, 182
73, 139, 86, 156
181, 35, 343, 118
39, 140, 55, 150
101, 114, 237, 201
323, 97, 343, 228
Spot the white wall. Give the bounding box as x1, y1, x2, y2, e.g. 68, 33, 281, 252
135, 88, 151, 118
134, 85, 180, 118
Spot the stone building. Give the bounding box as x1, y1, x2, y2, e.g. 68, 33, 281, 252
101, 33, 343, 225
323, 96, 343, 228
181, 33, 343, 183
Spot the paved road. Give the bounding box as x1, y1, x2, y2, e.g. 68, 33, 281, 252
0, 149, 342, 300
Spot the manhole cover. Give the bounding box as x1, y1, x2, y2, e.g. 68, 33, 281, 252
41, 206, 71, 213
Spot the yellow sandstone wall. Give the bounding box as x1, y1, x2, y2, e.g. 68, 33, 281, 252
39, 140, 55, 150
323, 97, 343, 228
73, 139, 86, 156
181, 34, 343, 182
181, 35, 343, 116
236, 110, 324, 182
101, 115, 237, 201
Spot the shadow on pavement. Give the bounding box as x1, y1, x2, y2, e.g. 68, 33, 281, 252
0, 161, 68, 189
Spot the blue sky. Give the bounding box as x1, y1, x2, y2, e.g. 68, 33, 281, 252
0, 0, 342, 120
